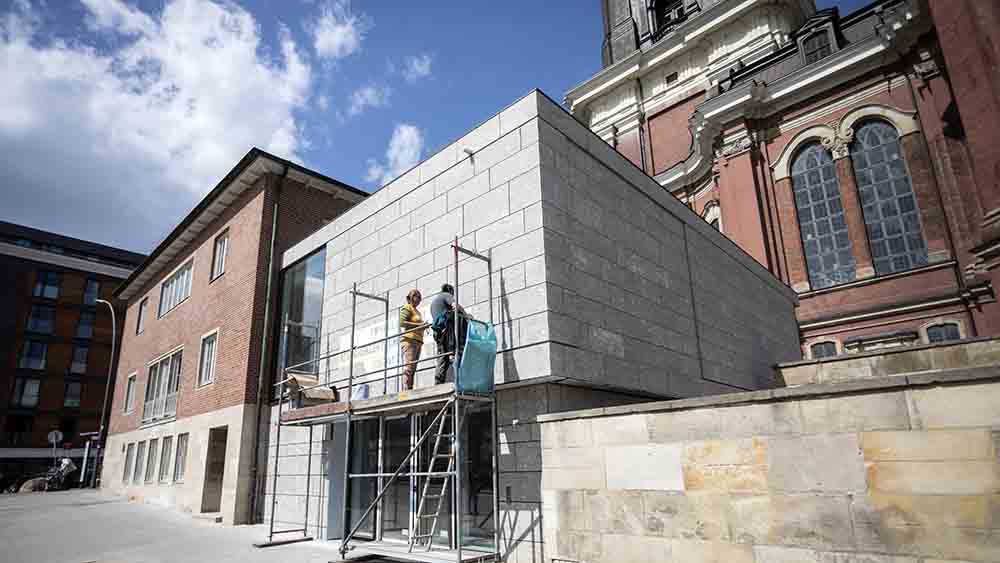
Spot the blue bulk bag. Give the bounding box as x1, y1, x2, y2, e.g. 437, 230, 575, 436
456, 319, 497, 394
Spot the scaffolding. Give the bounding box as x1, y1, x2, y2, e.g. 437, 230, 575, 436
260, 238, 500, 563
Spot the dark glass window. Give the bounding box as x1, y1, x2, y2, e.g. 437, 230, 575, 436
804, 31, 832, 64
33, 270, 61, 299
77, 311, 95, 339
851, 121, 928, 275
136, 297, 148, 334
926, 323, 961, 344
71, 344, 89, 374
19, 341, 47, 370
12, 377, 41, 408
27, 305, 55, 334
277, 249, 327, 381
64, 381, 82, 408
3, 415, 33, 446
84, 279, 100, 305
792, 142, 855, 289
811, 341, 838, 359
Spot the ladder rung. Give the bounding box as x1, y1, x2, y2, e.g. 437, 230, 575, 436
417, 514, 438, 519
412, 533, 435, 539
432, 453, 453, 458
423, 494, 444, 499
435, 433, 454, 438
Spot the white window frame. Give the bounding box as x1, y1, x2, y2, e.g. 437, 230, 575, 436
158, 260, 194, 318
142, 347, 183, 424
132, 441, 146, 484
173, 433, 189, 483
210, 229, 229, 280
806, 338, 840, 360
159, 435, 174, 483
136, 297, 148, 335
919, 318, 966, 344
197, 329, 219, 387
123, 443, 135, 484
144, 438, 159, 483
123, 373, 137, 413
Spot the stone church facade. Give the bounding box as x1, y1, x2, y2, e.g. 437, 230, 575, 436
567, 0, 1000, 359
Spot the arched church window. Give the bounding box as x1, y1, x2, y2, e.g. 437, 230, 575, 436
850, 120, 928, 275
792, 142, 855, 289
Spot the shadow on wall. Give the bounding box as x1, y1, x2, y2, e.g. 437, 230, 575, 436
500, 269, 520, 383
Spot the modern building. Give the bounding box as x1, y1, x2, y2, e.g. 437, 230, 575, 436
261, 90, 798, 562
100, 149, 366, 524
0, 221, 144, 489
566, 0, 1000, 358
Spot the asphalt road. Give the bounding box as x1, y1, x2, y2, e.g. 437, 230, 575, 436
0, 490, 388, 563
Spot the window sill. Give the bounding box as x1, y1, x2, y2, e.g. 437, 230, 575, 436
139, 416, 177, 429
208, 272, 225, 285
195, 379, 215, 389
157, 295, 190, 320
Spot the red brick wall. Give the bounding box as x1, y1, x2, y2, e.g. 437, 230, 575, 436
108, 173, 359, 435
647, 93, 702, 175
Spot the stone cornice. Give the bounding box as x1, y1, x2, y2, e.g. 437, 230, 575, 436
653, 0, 929, 190
565, 0, 813, 112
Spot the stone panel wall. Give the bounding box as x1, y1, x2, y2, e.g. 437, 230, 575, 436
539, 369, 1000, 563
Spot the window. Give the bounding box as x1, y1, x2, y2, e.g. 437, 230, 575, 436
159, 436, 174, 483
19, 340, 47, 370
84, 279, 100, 305
142, 350, 182, 423
211, 230, 229, 280
123, 443, 135, 484
11, 377, 40, 408
792, 142, 855, 289
76, 311, 95, 339
4, 415, 33, 446
123, 374, 137, 413
133, 441, 146, 483
58, 417, 76, 442
44, 245, 64, 254
811, 341, 838, 359
26, 305, 55, 334
33, 271, 60, 299
145, 438, 159, 483
71, 344, 89, 374
926, 322, 961, 344
173, 433, 189, 482
851, 120, 928, 275
64, 381, 82, 408
159, 261, 193, 317
803, 31, 832, 64
136, 297, 148, 334
198, 331, 218, 386
277, 249, 326, 381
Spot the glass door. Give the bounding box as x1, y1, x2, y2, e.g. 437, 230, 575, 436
346, 418, 379, 540
417, 410, 453, 549
380, 415, 412, 542
460, 403, 496, 552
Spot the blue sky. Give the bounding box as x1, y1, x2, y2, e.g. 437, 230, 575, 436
0, 0, 866, 253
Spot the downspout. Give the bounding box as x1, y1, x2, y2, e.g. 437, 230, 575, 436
249, 164, 288, 521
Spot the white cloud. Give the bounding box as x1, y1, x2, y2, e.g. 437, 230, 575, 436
309, 0, 368, 60
0, 0, 314, 251
401, 53, 433, 83
347, 83, 390, 117
365, 123, 424, 186
316, 94, 329, 111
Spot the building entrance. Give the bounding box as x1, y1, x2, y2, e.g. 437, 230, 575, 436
201, 426, 227, 513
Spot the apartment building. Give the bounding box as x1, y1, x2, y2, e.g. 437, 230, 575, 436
0, 221, 144, 488
567, 0, 1000, 356
101, 149, 365, 524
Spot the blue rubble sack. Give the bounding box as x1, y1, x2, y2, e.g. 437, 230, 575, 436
456, 319, 497, 394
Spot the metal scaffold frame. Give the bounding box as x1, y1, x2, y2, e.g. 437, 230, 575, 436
259, 237, 501, 563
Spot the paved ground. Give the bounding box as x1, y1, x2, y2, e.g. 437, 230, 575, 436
0, 489, 386, 563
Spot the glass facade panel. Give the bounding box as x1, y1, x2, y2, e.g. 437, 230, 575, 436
792, 143, 855, 289
851, 120, 928, 275
277, 248, 326, 381
27, 305, 55, 334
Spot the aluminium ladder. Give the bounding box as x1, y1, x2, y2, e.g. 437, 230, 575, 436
409, 405, 456, 552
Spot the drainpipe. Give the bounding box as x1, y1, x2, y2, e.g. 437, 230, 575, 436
249, 164, 288, 521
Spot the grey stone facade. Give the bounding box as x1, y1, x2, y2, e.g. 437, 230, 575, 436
264, 90, 799, 557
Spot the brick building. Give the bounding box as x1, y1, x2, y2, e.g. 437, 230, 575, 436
0, 221, 144, 489
566, 0, 1000, 358
100, 149, 365, 524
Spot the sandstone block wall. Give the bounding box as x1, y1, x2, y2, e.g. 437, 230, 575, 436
538, 368, 1000, 563
779, 337, 1000, 386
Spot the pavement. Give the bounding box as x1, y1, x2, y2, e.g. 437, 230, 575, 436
0, 489, 390, 563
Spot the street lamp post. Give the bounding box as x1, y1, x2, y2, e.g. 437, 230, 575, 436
94, 298, 117, 488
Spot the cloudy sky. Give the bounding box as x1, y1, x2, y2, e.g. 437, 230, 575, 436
0, 0, 862, 254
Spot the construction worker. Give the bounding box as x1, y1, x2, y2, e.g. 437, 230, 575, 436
399, 289, 425, 390
430, 284, 466, 384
